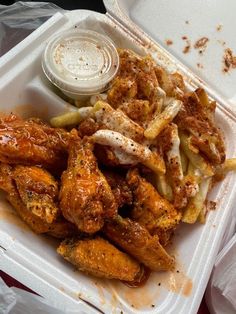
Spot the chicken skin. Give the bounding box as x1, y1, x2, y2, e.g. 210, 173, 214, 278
0, 114, 75, 171
103, 216, 174, 271
127, 169, 181, 246
103, 169, 133, 208
13, 165, 59, 223
60, 139, 117, 234
0, 163, 77, 238
57, 237, 141, 281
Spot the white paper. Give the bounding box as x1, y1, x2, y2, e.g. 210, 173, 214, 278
0, 278, 66, 314
206, 231, 236, 314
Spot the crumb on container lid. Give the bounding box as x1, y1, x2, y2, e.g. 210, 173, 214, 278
42, 29, 119, 100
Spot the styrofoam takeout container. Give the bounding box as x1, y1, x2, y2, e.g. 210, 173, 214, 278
1, 1, 236, 313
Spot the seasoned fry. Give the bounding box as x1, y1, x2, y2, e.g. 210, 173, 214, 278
144, 99, 182, 139
180, 150, 188, 175
179, 132, 214, 177
50, 107, 92, 128
91, 130, 165, 174
92, 101, 144, 142
154, 172, 173, 201
182, 177, 212, 224
220, 158, 236, 173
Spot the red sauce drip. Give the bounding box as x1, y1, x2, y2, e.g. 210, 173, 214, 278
121, 266, 151, 288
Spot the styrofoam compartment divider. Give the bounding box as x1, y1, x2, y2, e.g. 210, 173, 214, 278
0, 4, 236, 314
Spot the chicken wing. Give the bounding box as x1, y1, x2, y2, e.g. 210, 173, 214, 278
0, 114, 76, 171
60, 139, 117, 234
103, 216, 174, 271
57, 237, 141, 281
103, 169, 133, 208
0, 163, 77, 237
13, 165, 59, 223
127, 169, 181, 246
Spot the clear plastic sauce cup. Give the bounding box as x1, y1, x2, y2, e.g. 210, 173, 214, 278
42, 29, 119, 101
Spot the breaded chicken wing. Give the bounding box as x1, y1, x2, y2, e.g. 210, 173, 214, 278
57, 237, 141, 281
103, 216, 174, 271
60, 139, 117, 234
0, 114, 76, 171
127, 169, 181, 246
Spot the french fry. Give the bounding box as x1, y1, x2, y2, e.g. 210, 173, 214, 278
179, 132, 214, 177
182, 177, 211, 224
92, 130, 165, 174
92, 101, 144, 142
155, 173, 173, 201
144, 99, 182, 140
195, 88, 209, 107
221, 158, 236, 173
50, 107, 92, 128
180, 149, 189, 175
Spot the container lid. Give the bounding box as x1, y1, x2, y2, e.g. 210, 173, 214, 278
42, 29, 119, 95
104, 0, 236, 109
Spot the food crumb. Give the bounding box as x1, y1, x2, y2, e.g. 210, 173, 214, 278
208, 200, 217, 211
223, 48, 236, 73
216, 24, 222, 31
182, 36, 191, 54
217, 39, 226, 47
197, 63, 204, 69
194, 37, 209, 53
165, 39, 173, 46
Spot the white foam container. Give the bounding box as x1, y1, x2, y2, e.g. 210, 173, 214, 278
1, 1, 236, 313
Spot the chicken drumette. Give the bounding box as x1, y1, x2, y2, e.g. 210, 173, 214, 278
59, 139, 117, 234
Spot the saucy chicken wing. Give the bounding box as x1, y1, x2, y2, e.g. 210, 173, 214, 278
60, 139, 117, 234
13, 165, 59, 223
127, 169, 181, 246
103, 169, 133, 208
0, 163, 77, 237
57, 237, 141, 281
0, 114, 75, 171
103, 216, 174, 271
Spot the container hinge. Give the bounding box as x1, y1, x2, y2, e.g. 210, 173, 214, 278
106, 12, 146, 47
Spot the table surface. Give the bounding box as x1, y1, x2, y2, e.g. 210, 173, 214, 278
0, 1, 211, 313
